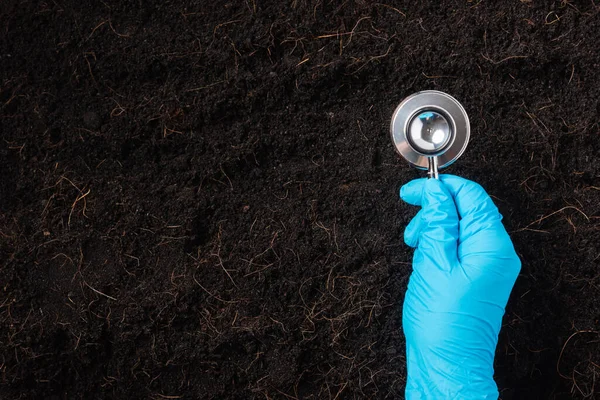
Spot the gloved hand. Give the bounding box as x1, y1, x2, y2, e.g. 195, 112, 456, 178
400, 175, 521, 399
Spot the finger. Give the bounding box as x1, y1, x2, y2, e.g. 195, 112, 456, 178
415, 178, 460, 272
404, 209, 423, 248
438, 175, 502, 238
438, 176, 520, 279
399, 178, 427, 206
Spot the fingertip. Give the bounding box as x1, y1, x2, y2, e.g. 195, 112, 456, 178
424, 176, 445, 191
423, 177, 453, 205
404, 210, 423, 248
439, 174, 500, 222
439, 174, 483, 196
400, 178, 426, 205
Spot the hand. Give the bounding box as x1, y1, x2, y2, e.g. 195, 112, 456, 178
400, 175, 521, 399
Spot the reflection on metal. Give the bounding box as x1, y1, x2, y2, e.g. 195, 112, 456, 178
427, 156, 439, 179
408, 111, 451, 154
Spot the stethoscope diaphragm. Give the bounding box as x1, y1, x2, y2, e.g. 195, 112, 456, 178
390, 90, 470, 178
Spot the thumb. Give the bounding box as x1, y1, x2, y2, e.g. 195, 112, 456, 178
413, 178, 460, 273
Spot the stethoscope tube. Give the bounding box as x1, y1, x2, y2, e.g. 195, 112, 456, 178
427, 157, 439, 179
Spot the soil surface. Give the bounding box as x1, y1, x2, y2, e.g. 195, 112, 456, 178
2, 1, 600, 399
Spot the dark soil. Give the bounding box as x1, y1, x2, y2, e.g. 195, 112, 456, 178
1, 1, 600, 399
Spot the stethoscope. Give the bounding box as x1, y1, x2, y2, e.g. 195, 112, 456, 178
390, 90, 470, 179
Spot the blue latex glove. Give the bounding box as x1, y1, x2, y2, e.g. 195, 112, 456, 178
400, 175, 521, 399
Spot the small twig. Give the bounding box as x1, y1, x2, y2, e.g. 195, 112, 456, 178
315, 32, 353, 39
373, 3, 406, 17
525, 111, 547, 138
220, 165, 233, 190
69, 188, 91, 226
84, 281, 117, 301
333, 382, 348, 400
213, 19, 242, 37
545, 11, 560, 25
557, 330, 597, 379
193, 274, 238, 304
344, 16, 371, 48
185, 80, 226, 92
88, 20, 107, 39
481, 53, 528, 64
108, 19, 130, 37
296, 57, 310, 67
272, 388, 298, 400
163, 126, 183, 138
515, 206, 589, 233
422, 72, 457, 79
210, 252, 238, 288
569, 64, 575, 84
83, 53, 97, 84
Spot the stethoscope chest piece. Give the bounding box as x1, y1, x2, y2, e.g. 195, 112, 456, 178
390, 90, 470, 178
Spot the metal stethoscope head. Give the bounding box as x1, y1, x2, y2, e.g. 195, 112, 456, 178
390, 90, 470, 179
